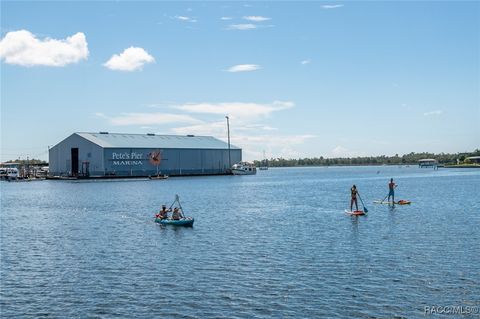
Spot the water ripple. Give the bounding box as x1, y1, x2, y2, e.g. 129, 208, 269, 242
1, 166, 479, 318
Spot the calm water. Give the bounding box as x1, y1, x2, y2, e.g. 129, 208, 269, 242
1, 166, 479, 318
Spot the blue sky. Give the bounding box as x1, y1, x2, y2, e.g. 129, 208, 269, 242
1, 1, 479, 162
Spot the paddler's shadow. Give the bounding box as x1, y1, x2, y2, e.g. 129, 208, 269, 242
387, 204, 398, 226
349, 217, 359, 240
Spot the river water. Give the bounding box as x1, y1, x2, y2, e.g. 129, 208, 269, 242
1, 166, 479, 318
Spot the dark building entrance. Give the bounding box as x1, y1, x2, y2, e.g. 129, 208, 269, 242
71, 148, 79, 176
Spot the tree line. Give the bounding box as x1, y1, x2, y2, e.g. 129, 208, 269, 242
253, 150, 480, 167
4, 149, 480, 168
4, 158, 48, 165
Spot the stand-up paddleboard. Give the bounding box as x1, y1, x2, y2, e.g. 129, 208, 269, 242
373, 200, 392, 204
373, 200, 411, 205
345, 210, 366, 216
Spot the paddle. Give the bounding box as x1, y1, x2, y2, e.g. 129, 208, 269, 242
170, 194, 186, 219
358, 193, 369, 213
380, 194, 389, 203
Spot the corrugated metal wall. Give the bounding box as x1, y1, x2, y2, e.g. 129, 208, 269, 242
49, 134, 242, 177
103, 148, 241, 176
49, 134, 104, 176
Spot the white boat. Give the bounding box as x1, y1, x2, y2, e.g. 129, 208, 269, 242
231, 162, 257, 175
0, 167, 19, 180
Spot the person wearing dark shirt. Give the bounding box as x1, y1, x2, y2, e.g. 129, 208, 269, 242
350, 185, 359, 211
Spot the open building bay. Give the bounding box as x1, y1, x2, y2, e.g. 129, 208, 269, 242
1, 166, 479, 318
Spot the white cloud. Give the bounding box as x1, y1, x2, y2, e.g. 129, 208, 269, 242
243, 16, 271, 22
170, 121, 226, 136
170, 121, 313, 161
227, 64, 261, 72
301, 59, 311, 65
0, 30, 88, 67
103, 47, 155, 71
322, 4, 344, 9
172, 121, 274, 137
95, 112, 108, 119
331, 145, 365, 157
424, 110, 443, 116
238, 134, 315, 147
173, 101, 294, 120
171, 122, 281, 136
220, 16, 233, 20
96, 99, 302, 161
175, 15, 197, 22
332, 145, 349, 157
237, 124, 278, 131
236, 134, 315, 160
228, 24, 257, 30
96, 112, 200, 126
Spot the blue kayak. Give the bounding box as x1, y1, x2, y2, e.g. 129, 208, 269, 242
155, 217, 194, 227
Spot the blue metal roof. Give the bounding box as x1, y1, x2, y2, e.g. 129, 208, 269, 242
75, 132, 240, 150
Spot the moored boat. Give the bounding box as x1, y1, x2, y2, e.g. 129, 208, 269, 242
259, 151, 269, 170
0, 167, 19, 180
231, 162, 257, 175
149, 174, 168, 180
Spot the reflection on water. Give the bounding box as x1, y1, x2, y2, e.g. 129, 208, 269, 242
1, 166, 479, 318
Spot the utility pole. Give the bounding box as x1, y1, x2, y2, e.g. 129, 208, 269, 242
225, 115, 231, 169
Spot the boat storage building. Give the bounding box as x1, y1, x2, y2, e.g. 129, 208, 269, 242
49, 132, 241, 177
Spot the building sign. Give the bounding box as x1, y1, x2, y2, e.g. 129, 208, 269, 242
148, 150, 162, 166
112, 151, 144, 166
110, 150, 163, 166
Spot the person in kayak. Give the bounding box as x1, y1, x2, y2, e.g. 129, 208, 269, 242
350, 185, 359, 211
157, 205, 171, 219
172, 207, 182, 220
388, 178, 397, 203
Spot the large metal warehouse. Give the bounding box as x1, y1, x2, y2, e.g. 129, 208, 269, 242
49, 132, 241, 177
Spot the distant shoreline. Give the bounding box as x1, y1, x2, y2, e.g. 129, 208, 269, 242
257, 164, 480, 168
444, 164, 480, 168
253, 150, 480, 168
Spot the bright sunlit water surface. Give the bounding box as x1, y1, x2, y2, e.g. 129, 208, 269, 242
1, 166, 479, 318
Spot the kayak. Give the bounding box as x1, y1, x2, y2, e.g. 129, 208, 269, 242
345, 210, 366, 216
155, 195, 194, 226
155, 217, 194, 226
373, 200, 411, 205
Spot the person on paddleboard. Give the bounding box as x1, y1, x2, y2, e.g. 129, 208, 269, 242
350, 185, 359, 211
388, 178, 397, 203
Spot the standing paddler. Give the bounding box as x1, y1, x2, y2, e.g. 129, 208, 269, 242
388, 178, 397, 203
350, 185, 359, 211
